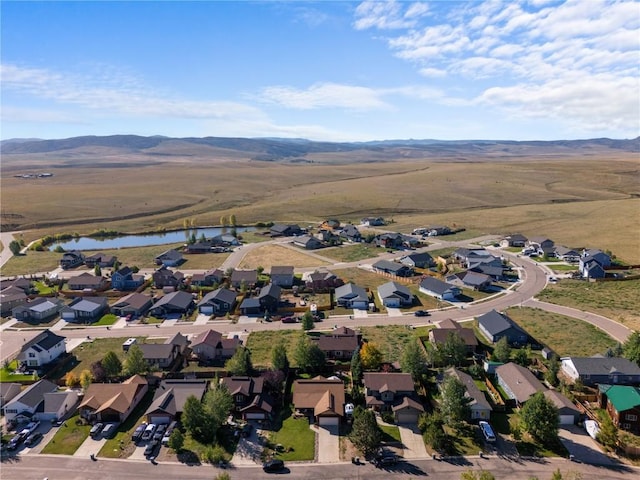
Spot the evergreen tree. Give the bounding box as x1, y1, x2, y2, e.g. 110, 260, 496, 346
520, 392, 559, 443
225, 346, 253, 376
182, 395, 207, 441
351, 346, 363, 385
349, 408, 382, 456
9, 240, 21, 256
167, 428, 184, 452
623, 332, 640, 366
492, 336, 511, 363
421, 411, 448, 452
102, 350, 122, 378
545, 355, 560, 386
271, 342, 289, 371
441, 332, 467, 367
301, 311, 315, 331
123, 344, 148, 376
439, 376, 471, 429
400, 340, 427, 381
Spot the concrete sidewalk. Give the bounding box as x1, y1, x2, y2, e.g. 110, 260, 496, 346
315, 424, 340, 463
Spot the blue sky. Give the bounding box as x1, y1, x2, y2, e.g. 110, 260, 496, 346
2, 0, 639, 141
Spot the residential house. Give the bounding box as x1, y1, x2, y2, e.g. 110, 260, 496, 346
210, 233, 241, 247
41, 390, 79, 422
292, 235, 324, 250
554, 246, 581, 263
2, 379, 58, 423
361, 217, 385, 226
495, 362, 544, 406
145, 379, 208, 424
418, 277, 461, 302
221, 376, 274, 420
0, 383, 22, 408
526, 237, 555, 256
148, 291, 194, 318
444, 368, 492, 420
340, 224, 362, 243
579, 249, 612, 279
316, 229, 340, 244
446, 271, 493, 291
0, 278, 34, 294
197, 288, 237, 315
110, 292, 153, 318
239, 297, 261, 316
190, 329, 242, 362
598, 384, 640, 433
477, 309, 529, 345
152, 266, 185, 290
111, 266, 145, 291
500, 234, 528, 248
292, 376, 345, 426
372, 259, 414, 277
317, 326, 361, 360
185, 241, 214, 254
67, 272, 108, 291
363, 372, 424, 423
78, 375, 148, 423
270, 266, 295, 287
377, 281, 413, 308
429, 319, 478, 353
468, 264, 505, 280
400, 252, 435, 269
60, 297, 109, 323
84, 252, 116, 268
230, 269, 258, 290
543, 390, 580, 425
138, 333, 188, 369
190, 268, 224, 287
303, 269, 343, 292
0, 286, 28, 316
154, 249, 183, 267
334, 283, 369, 310
561, 357, 640, 386
258, 283, 281, 313
374, 233, 405, 249
12, 298, 63, 322
17, 330, 66, 368
60, 250, 84, 269
452, 247, 490, 264
465, 254, 504, 271
270, 224, 303, 237
424, 225, 451, 236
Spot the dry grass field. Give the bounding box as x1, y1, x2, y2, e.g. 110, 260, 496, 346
2, 153, 639, 263
237, 244, 330, 269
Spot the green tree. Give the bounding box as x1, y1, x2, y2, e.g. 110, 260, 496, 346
351, 346, 363, 385
460, 471, 495, 480
167, 428, 184, 452
214, 473, 231, 480
424, 341, 443, 367
420, 411, 448, 452
349, 408, 382, 456
225, 346, 253, 376
182, 395, 207, 441
400, 340, 427, 381
520, 392, 559, 443
492, 336, 511, 363
123, 344, 148, 376
551, 469, 563, 480
293, 333, 325, 372
94, 264, 102, 276
441, 332, 467, 367
301, 311, 315, 331
513, 347, 530, 366
271, 342, 289, 371
360, 342, 383, 370
102, 350, 122, 378
9, 240, 21, 256
623, 331, 640, 366
545, 355, 560, 386
597, 413, 618, 450
439, 375, 471, 429
203, 383, 234, 440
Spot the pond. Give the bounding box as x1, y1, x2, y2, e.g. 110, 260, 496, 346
50, 226, 256, 250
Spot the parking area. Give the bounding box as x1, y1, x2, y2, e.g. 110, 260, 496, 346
397, 424, 427, 459
558, 425, 616, 466
231, 422, 263, 465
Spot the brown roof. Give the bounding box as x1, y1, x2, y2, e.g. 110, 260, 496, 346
191, 329, 223, 348
543, 390, 580, 413
429, 328, 478, 347
293, 376, 345, 417
392, 396, 425, 412
495, 362, 544, 404
437, 318, 461, 330
78, 375, 147, 415
112, 293, 152, 310
363, 372, 415, 393
317, 334, 359, 352
220, 376, 264, 396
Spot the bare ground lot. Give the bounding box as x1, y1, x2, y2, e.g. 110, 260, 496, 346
237, 244, 330, 269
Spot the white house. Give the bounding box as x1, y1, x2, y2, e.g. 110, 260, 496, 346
3, 379, 58, 423
418, 277, 461, 301
41, 390, 80, 421
17, 330, 66, 368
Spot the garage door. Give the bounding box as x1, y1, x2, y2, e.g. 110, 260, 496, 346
245, 413, 265, 420
396, 412, 418, 424
319, 416, 339, 426
61, 311, 75, 320
200, 306, 214, 315
559, 415, 575, 425
149, 415, 171, 425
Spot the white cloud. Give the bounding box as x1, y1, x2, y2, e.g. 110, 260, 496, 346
257, 82, 390, 110
354, 0, 426, 30
419, 67, 447, 78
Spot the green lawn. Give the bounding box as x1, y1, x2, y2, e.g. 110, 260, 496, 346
443, 424, 484, 456
34, 280, 57, 294
548, 264, 579, 272
0, 360, 35, 382
245, 329, 301, 369
93, 314, 119, 326
537, 279, 640, 331
267, 410, 315, 461
379, 424, 401, 443
41, 414, 91, 455
319, 244, 384, 262
506, 307, 618, 357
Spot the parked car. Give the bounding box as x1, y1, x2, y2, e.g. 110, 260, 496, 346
263, 459, 285, 472
6, 431, 28, 451
374, 454, 398, 467
24, 420, 40, 434
132, 423, 147, 443
25, 432, 43, 447
281, 316, 297, 323
414, 310, 430, 317
153, 424, 167, 441
144, 440, 160, 457
89, 423, 104, 438
141, 423, 156, 442
101, 423, 117, 439
479, 421, 496, 443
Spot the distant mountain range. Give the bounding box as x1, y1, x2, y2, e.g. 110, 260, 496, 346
2, 134, 638, 162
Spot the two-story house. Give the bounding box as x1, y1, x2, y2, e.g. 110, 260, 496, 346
2, 379, 58, 423
84, 252, 116, 268
598, 384, 640, 434
197, 287, 237, 315
220, 376, 273, 421
111, 266, 145, 291
363, 372, 424, 424
152, 266, 185, 290
60, 250, 84, 269
269, 266, 294, 287
190, 329, 242, 363
17, 330, 66, 368
316, 327, 361, 360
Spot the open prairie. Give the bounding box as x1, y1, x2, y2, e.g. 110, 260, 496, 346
2, 151, 639, 262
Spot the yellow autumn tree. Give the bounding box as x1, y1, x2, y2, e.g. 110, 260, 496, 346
360, 342, 383, 371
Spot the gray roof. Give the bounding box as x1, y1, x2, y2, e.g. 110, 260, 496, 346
495, 362, 544, 404
30, 299, 61, 313
259, 283, 281, 300
372, 259, 409, 273
401, 252, 433, 263
477, 310, 525, 337
139, 343, 174, 359
8, 379, 58, 409
335, 283, 368, 302
270, 266, 294, 275
419, 277, 458, 296
112, 293, 153, 310
377, 281, 411, 301
567, 357, 640, 376
445, 368, 492, 412
21, 330, 65, 353
543, 390, 579, 414
152, 291, 194, 310
198, 287, 237, 306
156, 249, 182, 261
44, 391, 77, 414
146, 379, 208, 417
240, 297, 261, 309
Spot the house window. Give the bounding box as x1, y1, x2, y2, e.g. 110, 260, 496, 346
235, 394, 243, 402
5, 409, 18, 414
626, 414, 638, 421
28, 352, 35, 358
622, 423, 631, 430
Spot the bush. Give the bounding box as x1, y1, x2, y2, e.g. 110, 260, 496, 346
202, 444, 228, 464
381, 411, 395, 424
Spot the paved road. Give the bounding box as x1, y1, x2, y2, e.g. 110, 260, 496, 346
0, 230, 18, 269
2, 452, 637, 479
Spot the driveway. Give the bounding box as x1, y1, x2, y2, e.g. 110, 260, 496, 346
231, 423, 263, 465
558, 425, 616, 466
315, 424, 340, 463
73, 433, 106, 458
397, 423, 427, 459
